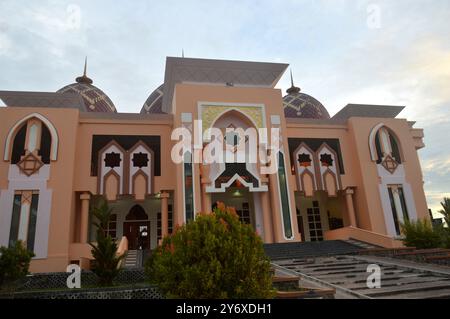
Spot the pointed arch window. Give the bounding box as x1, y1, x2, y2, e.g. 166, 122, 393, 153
371, 126, 403, 165
5, 113, 59, 163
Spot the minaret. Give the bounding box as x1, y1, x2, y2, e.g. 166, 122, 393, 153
286, 69, 301, 94
76, 57, 93, 84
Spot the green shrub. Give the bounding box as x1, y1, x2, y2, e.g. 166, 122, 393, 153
401, 219, 442, 249
0, 241, 35, 288
438, 227, 450, 249
145, 203, 274, 299
90, 198, 124, 286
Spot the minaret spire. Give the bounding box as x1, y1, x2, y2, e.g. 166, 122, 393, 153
290, 69, 294, 87
286, 68, 301, 94
83, 56, 87, 76
76, 56, 93, 84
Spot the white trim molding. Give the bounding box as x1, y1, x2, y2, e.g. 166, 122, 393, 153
3, 112, 59, 161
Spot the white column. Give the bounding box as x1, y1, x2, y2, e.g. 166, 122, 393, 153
80, 193, 91, 243
345, 188, 357, 227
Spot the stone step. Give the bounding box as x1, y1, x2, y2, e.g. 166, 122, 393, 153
328, 273, 424, 286
317, 270, 410, 281
344, 276, 447, 290
378, 288, 450, 299
299, 261, 368, 269
264, 240, 362, 260
359, 280, 450, 297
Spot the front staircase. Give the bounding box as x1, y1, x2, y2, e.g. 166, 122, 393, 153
124, 250, 138, 268
264, 240, 363, 261
345, 239, 380, 250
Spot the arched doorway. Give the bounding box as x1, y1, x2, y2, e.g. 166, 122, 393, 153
123, 205, 150, 250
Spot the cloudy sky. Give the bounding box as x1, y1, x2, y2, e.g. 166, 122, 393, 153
0, 0, 449, 215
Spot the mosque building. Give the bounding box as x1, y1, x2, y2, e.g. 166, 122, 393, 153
0, 57, 428, 272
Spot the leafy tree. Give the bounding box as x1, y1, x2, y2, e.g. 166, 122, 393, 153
0, 241, 34, 288
145, 202, 274, 299
401, 219, 442, 249
90, 197, 124, 286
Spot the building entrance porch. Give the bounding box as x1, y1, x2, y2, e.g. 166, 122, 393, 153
210, 187, 268, 238
85, 194, 173, 251
295, 191, 347, 242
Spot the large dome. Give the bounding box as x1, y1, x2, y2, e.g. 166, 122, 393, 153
283, 78, 330, 120
57, 60, 116, 113
140, 84, 165, 114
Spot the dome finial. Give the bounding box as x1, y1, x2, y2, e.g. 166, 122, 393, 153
83, 56, 87, 76
76, 56, 93, 85
286, 69, 301, 94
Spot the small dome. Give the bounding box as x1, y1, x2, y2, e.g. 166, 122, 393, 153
140, 84, 166, 114
283, 72, 330, 120
57, 59, 116, 113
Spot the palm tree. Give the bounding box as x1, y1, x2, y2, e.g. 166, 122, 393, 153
439, 197, 450, 227
90, 197, 124, 286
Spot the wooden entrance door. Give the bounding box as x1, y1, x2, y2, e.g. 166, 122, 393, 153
123, 221, 150, 250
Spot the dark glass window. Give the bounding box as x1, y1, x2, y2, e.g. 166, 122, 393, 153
278, 152, 293, 238
11, 124, 27, 164
157, 204, 173, 241
107, 214, 117, 239
375, 132, 383, 164
168, 204, 173, 234
184, 152, 194, 222
398, 187, 409, 222
27, 194, 39, 252
237, 203, 251, 224
307, 201, 323, 241
9, 195, 22, 247
390, 133, 402, 164
39, 124, 52, 164
388, 187, 400, 235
